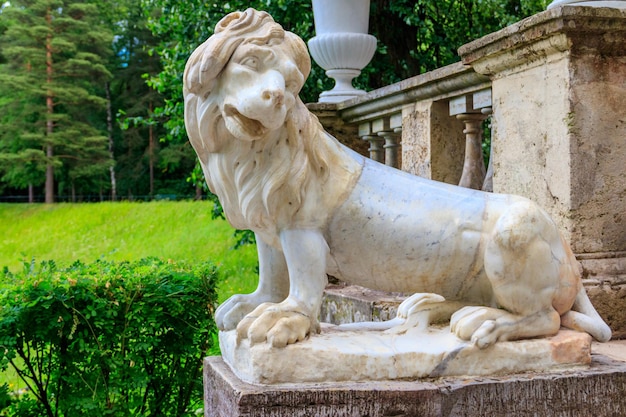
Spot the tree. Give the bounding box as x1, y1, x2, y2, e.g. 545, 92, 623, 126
0, 0, 113, 203
108, 0, 165, 199
0, 0, 549, 202
89, 0, 199, 200
365, 0, 548, 87
0, 86, 49, 202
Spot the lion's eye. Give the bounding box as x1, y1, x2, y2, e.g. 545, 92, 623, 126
240, 56, 260, 70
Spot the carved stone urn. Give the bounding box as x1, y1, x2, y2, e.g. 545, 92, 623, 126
308, 0, 377, 103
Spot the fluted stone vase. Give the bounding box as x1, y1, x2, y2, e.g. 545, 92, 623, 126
308, 0, 377, 103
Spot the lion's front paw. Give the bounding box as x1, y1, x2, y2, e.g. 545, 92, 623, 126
450, 306, 504, 348
236, 301, 318, 348
215, 294, 270, 331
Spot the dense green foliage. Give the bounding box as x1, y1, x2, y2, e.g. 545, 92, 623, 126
367, 0, 547, 84
0, 258, 218, 416
0, 0, 548, 202
107, 1, 198, 200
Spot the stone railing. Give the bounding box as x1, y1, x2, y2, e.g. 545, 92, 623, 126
309, 5, 626, 336
308, 61, 493, 191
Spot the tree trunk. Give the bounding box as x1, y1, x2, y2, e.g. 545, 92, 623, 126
148, 101, 154, 197
44, 8, 54, 204
105, 82, 117, 201
28, 183, 34, 203
45, 145, 54, 203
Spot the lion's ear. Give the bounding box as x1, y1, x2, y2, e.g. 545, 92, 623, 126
214, 11, 243, 34
184, 47, 218, 98
285, 32, 311, 84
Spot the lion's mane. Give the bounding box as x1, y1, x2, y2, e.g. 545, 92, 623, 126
183, 9, 350, 237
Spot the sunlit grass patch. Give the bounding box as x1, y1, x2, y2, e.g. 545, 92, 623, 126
0, 201, 259, 299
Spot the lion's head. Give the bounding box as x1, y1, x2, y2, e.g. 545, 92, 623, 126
183, 9, 361, 240
184, 9, 311, 155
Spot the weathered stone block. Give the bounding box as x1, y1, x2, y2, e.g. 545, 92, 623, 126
205, 354, 626, 417
219, 329, 592, 385
401, 99, 466, 184
320, 284, 405, 324
459, 5, 626, 336
460, 6, 626, 254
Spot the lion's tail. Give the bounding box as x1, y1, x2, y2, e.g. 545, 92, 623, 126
561, 286, 612, 342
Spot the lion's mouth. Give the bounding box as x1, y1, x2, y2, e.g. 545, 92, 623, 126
223, 104, 268, 138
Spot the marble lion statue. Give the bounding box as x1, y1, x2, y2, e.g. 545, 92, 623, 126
183, 9, 611, 349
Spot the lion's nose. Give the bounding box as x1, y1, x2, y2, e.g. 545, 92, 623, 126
262, 89, 284, 106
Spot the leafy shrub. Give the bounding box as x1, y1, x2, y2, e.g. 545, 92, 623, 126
0, 258, 218, 417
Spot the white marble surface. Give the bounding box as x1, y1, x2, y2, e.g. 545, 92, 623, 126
183, 8, 611, 382
220, 328, 592, 384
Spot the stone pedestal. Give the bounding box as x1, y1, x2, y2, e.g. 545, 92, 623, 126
204, 353, 626, 417
459, 5, 626, 336
219, 329, 591, 384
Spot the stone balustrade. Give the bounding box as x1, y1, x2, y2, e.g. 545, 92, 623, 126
308, 62, 492, 185
357, 114, 403, 167
308, 4, 626, 337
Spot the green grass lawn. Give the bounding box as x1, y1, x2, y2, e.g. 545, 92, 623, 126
0, 201, 259, 392
0, 201, 259, 302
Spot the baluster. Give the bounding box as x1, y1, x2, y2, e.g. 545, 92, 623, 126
480, 108, 493, 192
472, 89, 493, 192
372, 117, 401, 168
359, 122, 384, 163
456, 113, 488, 190
379, 132, 398, 168
450, 93, 490, 190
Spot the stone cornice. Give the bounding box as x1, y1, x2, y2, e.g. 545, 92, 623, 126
459, 5, 626, 75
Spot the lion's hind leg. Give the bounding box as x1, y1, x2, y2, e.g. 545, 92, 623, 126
451, 306, 561, 348
452, 200, 564, 348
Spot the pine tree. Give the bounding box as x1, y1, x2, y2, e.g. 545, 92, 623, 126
0, 0, 113, 203
110, 0, 165, 199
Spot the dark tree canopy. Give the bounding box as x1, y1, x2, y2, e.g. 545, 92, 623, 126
0, 0, 548, 202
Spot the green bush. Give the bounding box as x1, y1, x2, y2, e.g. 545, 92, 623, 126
0, 258, 218, 417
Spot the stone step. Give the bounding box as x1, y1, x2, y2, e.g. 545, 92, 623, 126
320, 283, 406, 324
